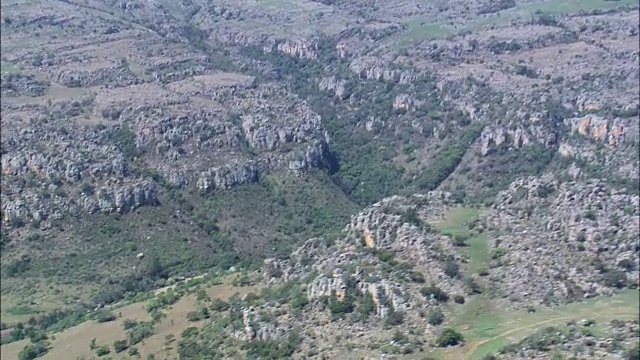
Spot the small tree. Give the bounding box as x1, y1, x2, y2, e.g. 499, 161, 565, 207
96, 310, 116, 323
123, 319, 138, 330
290, 292, 309, 309
113, 339, 128, 353
420, 286, 449, 302
384, 309, 405, 326
436, 328, 464, 347
358, 292, 376, 317
444, 260, 460, 278
603, 270, 627, 288
466, 278, 483, 295
427, 308, 445, 326
210, 298, 229, 312
18, 342, 49, 360
96, 345, 110, 356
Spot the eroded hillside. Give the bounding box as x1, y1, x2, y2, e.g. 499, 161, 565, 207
1, 0, 638, 358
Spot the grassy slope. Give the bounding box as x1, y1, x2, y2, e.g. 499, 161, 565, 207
429, 207, 640, 360
1, 275, 259, 360
433, 207, 489, 275
452, 290, 640, 360
3, 207, 638, 360
0, 171, 357, 325
390, 0, 639, 45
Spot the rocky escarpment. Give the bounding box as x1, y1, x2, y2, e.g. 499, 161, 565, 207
264, 193, 472, 328
564, 114, 630, 146
0, 121, 161, 226
482, 175, 639, 306
196, 161, 259, 192
0, 73, 49, 97
0, 74, 335, 228
56, 62, 142, 88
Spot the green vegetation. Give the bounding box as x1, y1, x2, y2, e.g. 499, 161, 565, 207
427, 308, 445, 326
95, 345, 110, 356
111, 125, 138, 159
2, 170, 356, 319
434, 207, 490, 275
127, 321, 154, 345
18, 341, 49, 360
449, 290, 640, 359
414, 123, 484, 192
403, 20, 453, 42
0, 61, 17, 73
113, 339, 128, 353
243, 332, 302, 359
436, 328, 465, 347
420, 285, 450, 303
94, 310, 116, 323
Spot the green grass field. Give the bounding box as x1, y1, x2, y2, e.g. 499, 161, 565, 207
454, 290, 640, 360
429, 207, 640, 360
391, 0, 638, 44
433, 207, 490, 274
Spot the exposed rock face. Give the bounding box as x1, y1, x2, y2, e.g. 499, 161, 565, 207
480, 122, 555, 156
564, 114, 628, 146
484, 175, 640, 305
241, 307, 288, 342
0, 71, 335, 227
86, 180, 159, 214
1, 179, 158, 226
263, 192, 469, 323
0, 73, 49, 97
196, 162, 259, 192
57, 63, 142, 88
348, 57, 415, 84
275, 39, 318, 59
318, 77, 347, 99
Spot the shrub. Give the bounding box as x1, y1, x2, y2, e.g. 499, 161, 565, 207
400, 208, 422, 227
186, 307, 209, 322
113, 340, 128, 353
625, 345, 639, 360
603, 269, 627, 288
407, 270, 426, 283
95, 310, 117, 323
444, 260, 460, 278
427, 309, 445, 326
384, 309, 405, 326
436, 328, 464, 347
466, 278, 483, 295
128, 322, 154, 345
453, 295, 465, 304
358, 292, 376, 317
128, 347, 140, 356
96, 345, 110, 356
328, 292, 355, 316
290, 292, 309, 309
210, 298, 229, 312
123, 319, 138, 330
452, 234, 468, 247
18, 342, 49, 360
420, 286, 449, 302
